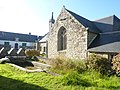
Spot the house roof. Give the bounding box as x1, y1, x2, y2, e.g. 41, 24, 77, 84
94, 15, 120, 33
88, 42, 120, 53
39, 33, 48, 43
0, 31, 40, 42
88, 31, 120, 53
66, 9, 100, 33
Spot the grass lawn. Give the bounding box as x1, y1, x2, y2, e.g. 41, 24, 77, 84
0, 64, 120, 90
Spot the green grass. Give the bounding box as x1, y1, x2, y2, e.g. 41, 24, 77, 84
0, 64, 120, 90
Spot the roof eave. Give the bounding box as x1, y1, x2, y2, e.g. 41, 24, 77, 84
86, 27, 99, 34
88, 50, 119, 54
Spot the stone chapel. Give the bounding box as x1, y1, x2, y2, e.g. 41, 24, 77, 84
39, 6, 120, 60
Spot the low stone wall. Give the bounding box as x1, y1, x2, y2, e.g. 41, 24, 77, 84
9, 63, 45, 73
11, 61, 50, 72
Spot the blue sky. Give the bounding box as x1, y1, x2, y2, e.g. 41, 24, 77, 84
0, 0, 120, 36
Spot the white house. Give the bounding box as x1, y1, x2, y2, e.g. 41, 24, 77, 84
38, 33, 48, 54
0, 31, 41, 49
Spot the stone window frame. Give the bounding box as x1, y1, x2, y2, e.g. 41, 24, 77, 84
57, 26, 67, 51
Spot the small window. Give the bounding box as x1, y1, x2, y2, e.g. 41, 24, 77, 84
22, 43, 26, 47
4, 42, 9, 46
43, 47, 46, 52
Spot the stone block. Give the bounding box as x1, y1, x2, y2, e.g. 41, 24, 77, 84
17, 48, 25, 56
0, 47, 10, 58
7, 48, 17, 56
0, 57, 10, 64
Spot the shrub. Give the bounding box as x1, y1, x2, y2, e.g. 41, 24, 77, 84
25, 49, 40, 57
112, 53, 120, 76
49, 56, 86, 74
86, 54, 111, 75
25, 49, 39, 61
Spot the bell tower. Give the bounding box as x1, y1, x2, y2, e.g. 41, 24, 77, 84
49, 12, 55, 31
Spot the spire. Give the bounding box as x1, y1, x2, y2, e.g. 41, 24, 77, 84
51, 12, 54, 20
49, 12, 55, 24
49, 12, 55, 31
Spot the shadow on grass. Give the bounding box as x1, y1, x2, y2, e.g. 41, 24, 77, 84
0, 75, 48, 90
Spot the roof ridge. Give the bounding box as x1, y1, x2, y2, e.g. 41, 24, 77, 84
39, 33, 48, 42
65, 8, 90, 22
0, 30, 37, 36
94, 15, 115, 22
113, 15, 120, 23
65, 8, 100, 33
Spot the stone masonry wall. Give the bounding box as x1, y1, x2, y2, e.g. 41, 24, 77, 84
48, 8, 88, 60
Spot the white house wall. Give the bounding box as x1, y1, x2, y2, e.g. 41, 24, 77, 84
0, 40, 35, 48
39, 42, 47, 54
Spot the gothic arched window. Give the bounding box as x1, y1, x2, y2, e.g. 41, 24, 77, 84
58, 26, 67, 51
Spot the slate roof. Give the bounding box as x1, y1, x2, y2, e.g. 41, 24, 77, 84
94, 15, 120, 33
88, 15, 120, 53
88, 31, 120, 53
39, 33, 48, 43
62, 8, 120, 53
66, 9, 100, 33
0, 31, 40, 42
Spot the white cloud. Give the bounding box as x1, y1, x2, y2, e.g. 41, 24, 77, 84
0, 0, 48, 36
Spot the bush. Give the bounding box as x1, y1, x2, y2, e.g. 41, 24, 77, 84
112, 53, 120, 76
25, 49, 40, 57
25, 49, 39, 61
49, 56, 86, 74
86, 54, 111, 75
